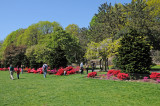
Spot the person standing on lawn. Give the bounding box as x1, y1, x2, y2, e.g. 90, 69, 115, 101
9, 64, 14, 80
17, 67, 20, 79
86, 64, 89, 74
91, 61, 95, 72
42, 63, 48, 78
21, 65, 24, 74
80, 62, 83, 74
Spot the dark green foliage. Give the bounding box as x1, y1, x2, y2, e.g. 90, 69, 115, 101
114, 29, 152, 74
3, 45, 27, 67
124, 0, 160, 50
89, 2, 126, 43
48, 47, 67, 69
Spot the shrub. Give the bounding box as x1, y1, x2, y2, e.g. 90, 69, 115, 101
143, 77, 149, 82
66, 69, 76, 75
114, 29, 152, 74
55, 68, 64, 76
150, 72, 160, 80
112, 70, 120, 76
117, 73, 129, 80
88, 72, 97, 78
50, 69, 57, 74
107, 70, 114, 75
157, 79, 160, 83
107, 69, 120, 76
106, 74, 112, 79
65, 66, 73, 71
27, 68, 31, 73
74, 66, 80, 73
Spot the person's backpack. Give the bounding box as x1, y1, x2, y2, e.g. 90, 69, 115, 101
44, 65, 47, 70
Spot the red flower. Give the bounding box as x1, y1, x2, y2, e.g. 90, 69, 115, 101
33, 70, 38, 74
65, 66, 73, 71
107, 70, 114, 75
66, 69, 76, 75
117, 73, 129, 80
88, 72, 97, 78
40, 70, 43, 74
150, 72, 160, 80
55, 68, 64, 76
27, 68, 31, 73
112, 70, 120, 76
107, 69, 121, 76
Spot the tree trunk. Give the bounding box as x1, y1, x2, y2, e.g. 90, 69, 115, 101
100, 59, 102, 71
103, 58, 108, 72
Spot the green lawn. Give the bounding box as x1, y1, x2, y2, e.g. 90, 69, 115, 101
1, 71, 160, 106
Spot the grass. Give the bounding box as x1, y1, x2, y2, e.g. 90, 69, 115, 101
1, 71, 160, 106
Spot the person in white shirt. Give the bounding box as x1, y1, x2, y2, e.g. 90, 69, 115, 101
80, 62, 83, 74
42, 63, 48, 78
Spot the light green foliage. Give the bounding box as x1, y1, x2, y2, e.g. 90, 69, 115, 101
146, 0, 160, 17
25, 45, 52, 66
85, 38, 121, 59
107, 38, 122, 57
65, 24, 79, 37
85, 41, 99, 60
89, 16, 98, 27
1, 29, 25, 52
85, 37, 121, 71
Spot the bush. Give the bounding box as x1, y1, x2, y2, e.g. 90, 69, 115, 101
117, 73, 129, 80
55, 68, 64, 76
150, 72, 160, 80
114, 29, 152, 74
107, 69, 120, 76
88, 72, 97, 78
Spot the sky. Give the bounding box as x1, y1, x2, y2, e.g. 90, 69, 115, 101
0, 0, 131, 41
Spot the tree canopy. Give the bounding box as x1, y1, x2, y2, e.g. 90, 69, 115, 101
0, 0, 159, 71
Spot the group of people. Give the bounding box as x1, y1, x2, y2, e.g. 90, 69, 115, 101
9, 63, 48, 80
80, 61, 96, 74
9, 64, 24, 80
9, 61, 95, 80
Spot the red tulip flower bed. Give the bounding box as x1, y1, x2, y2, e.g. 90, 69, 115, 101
88, 72, 97, 78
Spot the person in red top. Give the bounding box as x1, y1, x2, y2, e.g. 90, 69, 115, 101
17, 67, 20, 79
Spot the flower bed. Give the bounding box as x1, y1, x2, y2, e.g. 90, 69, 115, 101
0, 68, 9, 71
88, 72, 97, 78
55, 68, 64, 76
117, 73, 129, 80
107, 69, 120, 76
150, 72, 160, 80
55, 66, 77, 76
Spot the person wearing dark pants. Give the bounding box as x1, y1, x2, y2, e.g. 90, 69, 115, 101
91, 62, 95, 72
42, 63, 48, 78
17, 69, 20, 79
80, 62, 83, 74
86, 64, 89, 74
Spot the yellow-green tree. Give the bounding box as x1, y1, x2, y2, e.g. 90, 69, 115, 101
85, 38, 121, 71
